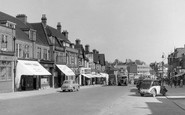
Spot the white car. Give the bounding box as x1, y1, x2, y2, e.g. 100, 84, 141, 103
139, 79, 167, 97
61, 80, 80, 92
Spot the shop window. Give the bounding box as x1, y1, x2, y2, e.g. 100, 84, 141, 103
0, 61, 12, 81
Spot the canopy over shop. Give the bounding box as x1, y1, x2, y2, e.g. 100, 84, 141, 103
56, 65, 75, 80
15, 60, 51, 89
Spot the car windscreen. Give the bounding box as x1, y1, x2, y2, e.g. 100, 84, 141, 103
63, 81, 72, 84
140, 81, 151, 89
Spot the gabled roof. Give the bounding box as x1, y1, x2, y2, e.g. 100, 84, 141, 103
0, 11, 29, 29
0, 11, 31, 42
30, 23, 50, 46
46, 26, 71, 43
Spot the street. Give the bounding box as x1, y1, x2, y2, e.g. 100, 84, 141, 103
0, 85, 185, 115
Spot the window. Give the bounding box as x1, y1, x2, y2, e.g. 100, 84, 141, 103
37, 47, 41, 59
43, 49, 47, 60
16, 44, 22, 58
48, 50, 50, 60
23, 45, 29, 59
0, 61, 12, 81
1, 34, 8, 51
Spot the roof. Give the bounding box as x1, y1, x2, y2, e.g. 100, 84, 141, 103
30, 23, 50, 46
16, 27, 30, 42
99, 54, 105, 65
0, 11, 31, 42
46, 26, 71, 43
93, 53, 99, 63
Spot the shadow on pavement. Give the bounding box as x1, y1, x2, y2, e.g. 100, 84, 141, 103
129, 87, 185, 115
146, 98, 185, 115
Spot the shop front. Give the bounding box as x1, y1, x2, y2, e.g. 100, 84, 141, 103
15, 60, 51, 91
80, 68, 92, 86
55, 64, 75, 88
0, 55, 15, 93
40, 61, 54, 89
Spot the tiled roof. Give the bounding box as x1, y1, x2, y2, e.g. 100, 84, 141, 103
0, 11, 29, 29
30, 23, 50, 46
46, 26, 71, 43
16, 27, 30, 42
0, 11, 31, 42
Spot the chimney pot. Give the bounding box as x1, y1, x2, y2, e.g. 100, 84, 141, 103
57, 22, 62, 32
62, 30, 69, 39
75, 39, 81, 45
41, 14, 47, 27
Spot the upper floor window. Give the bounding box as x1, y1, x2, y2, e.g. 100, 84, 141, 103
37, 47, 41, 59
1, 34, 8, 51
29, 30, 36, 41
23, 45, 29, 59
48, 50, 51, 60
16, 44, 22, 58
43, 49, 47, 60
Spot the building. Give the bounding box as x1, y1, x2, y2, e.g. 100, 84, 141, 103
0, 12, 52, 91
0, 20, 16, 93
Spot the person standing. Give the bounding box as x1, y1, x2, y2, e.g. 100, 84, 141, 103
174, 77, 177, 88
180, 79, 183, 88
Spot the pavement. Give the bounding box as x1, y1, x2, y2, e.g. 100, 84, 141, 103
164, 85, 185, 110
0, 85, 102, 100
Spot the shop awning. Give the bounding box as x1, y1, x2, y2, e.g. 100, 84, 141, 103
91, 73, 102, 78
56, 65, 75, 76
82, 74, 93, 78
15, 60, 51, 88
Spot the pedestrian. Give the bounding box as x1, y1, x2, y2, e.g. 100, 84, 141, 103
174, 78, 177, 88
180, 79, 183, 88
170, 78, 173, 88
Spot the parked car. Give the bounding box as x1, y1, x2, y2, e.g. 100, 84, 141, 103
139, 79, 167, 97
61, 80, 80, 92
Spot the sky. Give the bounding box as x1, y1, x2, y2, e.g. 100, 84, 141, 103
1, 0, 185, 64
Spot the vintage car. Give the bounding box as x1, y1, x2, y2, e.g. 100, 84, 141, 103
139, 79, 167, 97
61, 80, 80, 92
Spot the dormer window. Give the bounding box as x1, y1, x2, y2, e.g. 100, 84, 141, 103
0, 20, 16, 29
29, 29, 36, 41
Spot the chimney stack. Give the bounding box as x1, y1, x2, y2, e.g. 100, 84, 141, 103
85, 44, 90, 53
93, 49, 97, 54
62, 30, 68, 39
57, 22, 62, 32
16, 14, 27, 23
41, 14, 47, 27
75, 39, 81, 45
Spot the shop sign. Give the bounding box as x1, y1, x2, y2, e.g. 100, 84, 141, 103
0, 55, 14, 61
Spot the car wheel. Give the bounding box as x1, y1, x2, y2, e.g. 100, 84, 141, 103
151, 89, 157, 97
162, 92, 166, 96
140, 93, 144, 96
